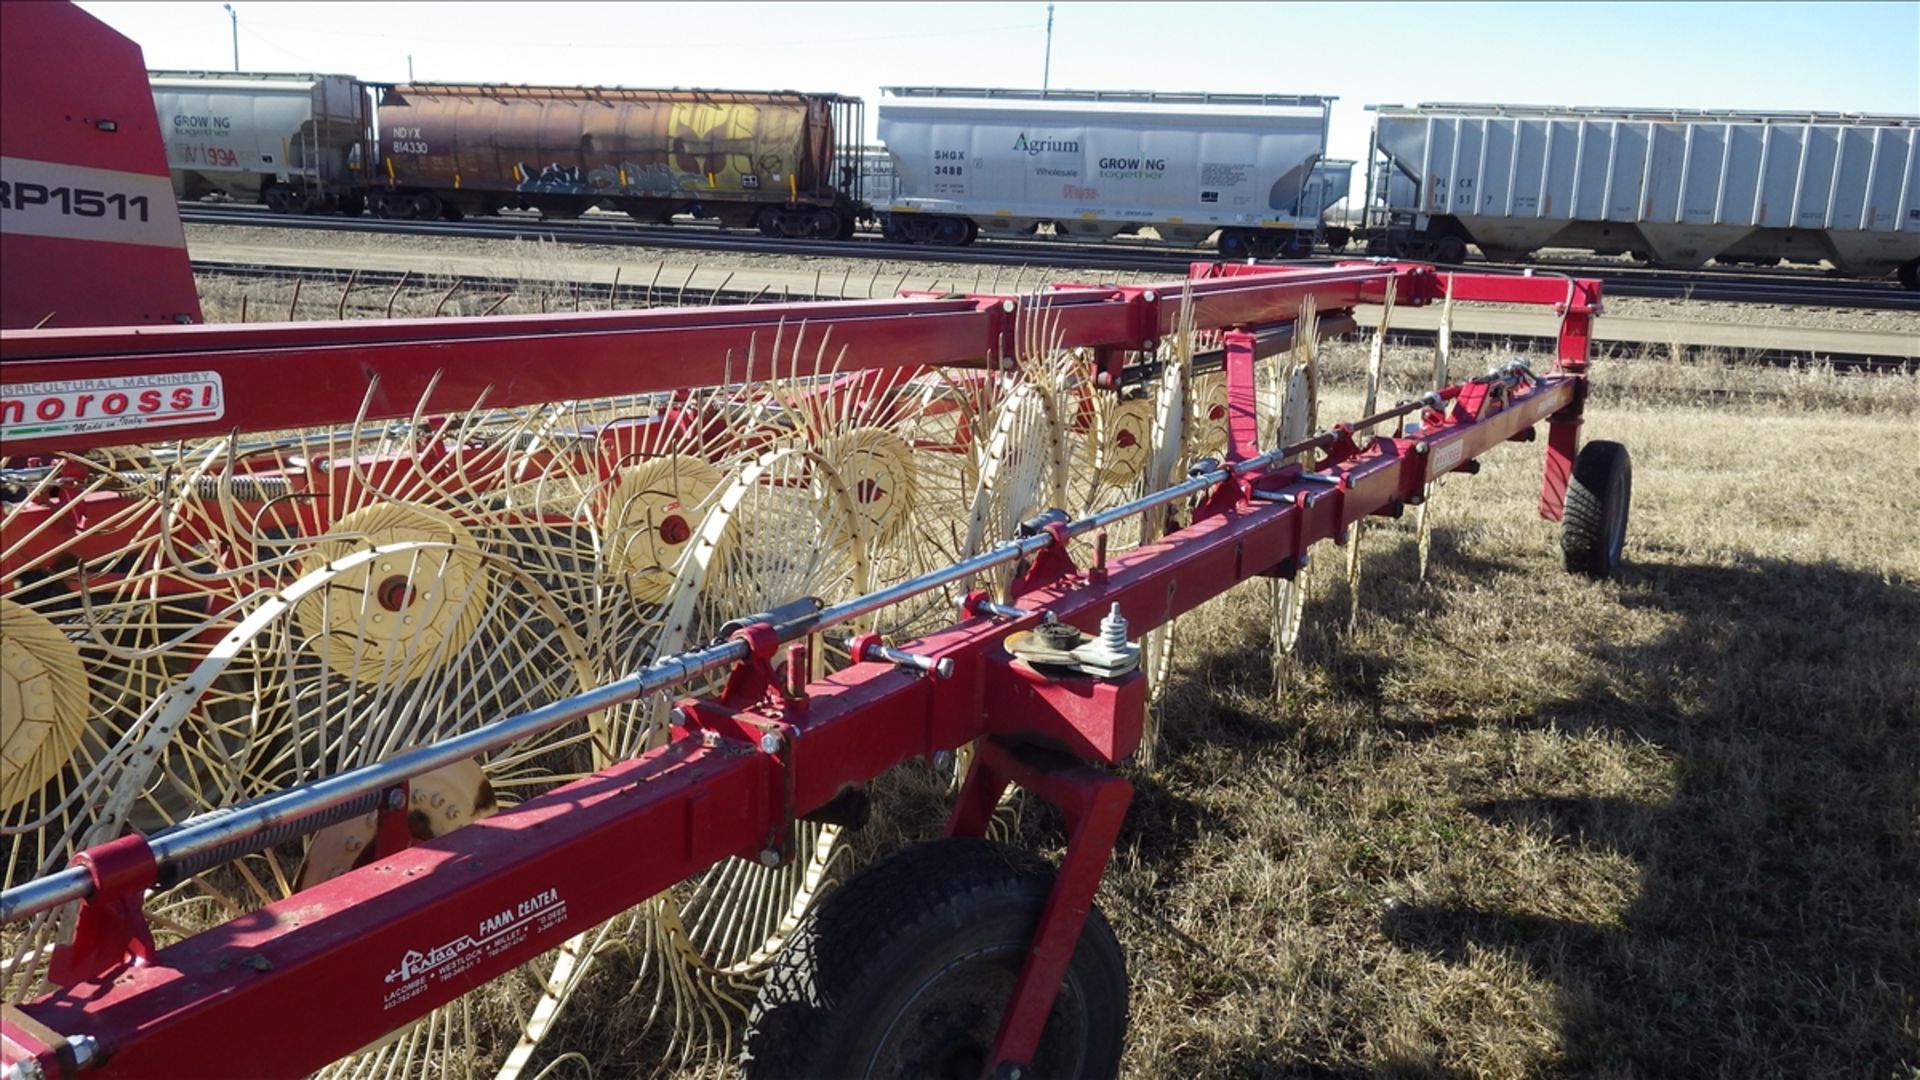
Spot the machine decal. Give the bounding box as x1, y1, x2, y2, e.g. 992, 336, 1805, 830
0, 155, 184, 249
2, 371, 223, 439
1428, 440, 1466, 479
381, 887, 568, 1011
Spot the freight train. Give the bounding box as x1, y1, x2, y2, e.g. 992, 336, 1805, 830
872, 87, 1354, 257
147, 72, 1920, 286
149, 73, 867, 238
1362, 103, 1920, 287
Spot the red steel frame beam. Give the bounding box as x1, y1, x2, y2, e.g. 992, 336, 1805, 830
1, 261, 1601, 1078
4, 263, 1427, 458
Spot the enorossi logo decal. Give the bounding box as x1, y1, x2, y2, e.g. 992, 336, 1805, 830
1012, 133, 1080, 156
381, 887, 568, 1011
2, 372, 224, 440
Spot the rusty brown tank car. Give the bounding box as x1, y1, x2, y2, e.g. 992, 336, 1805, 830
374, 84, 866, 237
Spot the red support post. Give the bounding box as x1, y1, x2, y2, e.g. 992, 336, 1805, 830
962, 739, 1133, 1076
1222, 328, 1260, 464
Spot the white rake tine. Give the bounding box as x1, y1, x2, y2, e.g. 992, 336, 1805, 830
1418, 276, 1454, 583
1348, 278, 1393, 633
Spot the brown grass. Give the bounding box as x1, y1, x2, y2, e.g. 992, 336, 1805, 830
1091, 351, 1919, 1079
186, 272, 1918, 1078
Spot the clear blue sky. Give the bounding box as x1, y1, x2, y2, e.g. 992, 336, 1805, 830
80, 1, 1920, 202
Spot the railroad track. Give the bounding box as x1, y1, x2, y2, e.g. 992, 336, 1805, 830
193, 260, 1916, 374
180, 206, 1920, 313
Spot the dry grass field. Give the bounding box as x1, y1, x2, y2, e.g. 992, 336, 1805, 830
1088, 354, 1918, 1079
186, 271, 1920, 1077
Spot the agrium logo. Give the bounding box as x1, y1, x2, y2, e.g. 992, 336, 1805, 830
1012, 133, 1080, 156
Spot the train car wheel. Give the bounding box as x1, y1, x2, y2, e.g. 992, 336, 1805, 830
742, 838, 1128, 1080
1217, 229, 1251, 259
1432, 236, 1469, 265
932, 216, 969, 246
263, 185, 295, 213
811, 208, 844, 239
1898, 259, 1919, 292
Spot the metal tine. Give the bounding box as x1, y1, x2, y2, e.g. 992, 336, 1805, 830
1417, 274, 1454, 582
1270, 292, 1319, 696
1346, 276, 1395, 635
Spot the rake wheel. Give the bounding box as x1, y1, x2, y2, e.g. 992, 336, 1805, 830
604, 454, 726, 605
515, 447, 875, 1068
1, 454, 268, 1003
0, 602, 89, 815
1346, 279, 1396, 634
965, 378, 1068, 596
1269, 298, 1321, 690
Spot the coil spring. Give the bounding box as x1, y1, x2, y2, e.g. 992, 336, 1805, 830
151, 788, 387, 889
114, 472, 297, 502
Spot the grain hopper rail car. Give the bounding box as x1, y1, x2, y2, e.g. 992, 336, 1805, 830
0, 256, 1624, 1080
1361, 102, 1920, 288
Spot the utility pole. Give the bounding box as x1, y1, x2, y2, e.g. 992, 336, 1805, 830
1044, 1, 1059, 94
223, 4, 237, 71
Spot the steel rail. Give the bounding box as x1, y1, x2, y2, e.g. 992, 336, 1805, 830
179, 206, 1919, 310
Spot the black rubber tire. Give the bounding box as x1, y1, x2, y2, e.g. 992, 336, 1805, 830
742, 837, 1128, 1080
1561, 439, 1632, 580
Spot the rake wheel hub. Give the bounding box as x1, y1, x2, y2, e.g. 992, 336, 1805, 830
293, 502, 488, 685
606, 454, 725, 604
824, 427, 918, 545
0, 601, 90, 812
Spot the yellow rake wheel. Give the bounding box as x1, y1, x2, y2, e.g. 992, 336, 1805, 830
1074, 389, 1155, 511
605, 454, 727, 605
135, 535, 601, 1080
1269, 299, 1321, 693
1131, 332, 1197, 765
965, 378, 1069, 595
1, 454, 266, 1004
1186, 369, 1232, 463
513, 447, 872, 1070
823, 426, 919, 547
293, 503, 490, 685
0, 602, 90, 816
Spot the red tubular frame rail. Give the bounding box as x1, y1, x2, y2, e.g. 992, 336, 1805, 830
0, 261, 1603, 1079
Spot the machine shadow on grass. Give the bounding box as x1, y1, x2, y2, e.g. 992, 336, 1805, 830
1099, 528, 1916, 1078
1375, 555, 1919, 1079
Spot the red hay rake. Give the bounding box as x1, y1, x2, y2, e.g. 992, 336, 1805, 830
0, 261, 1620, 1080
